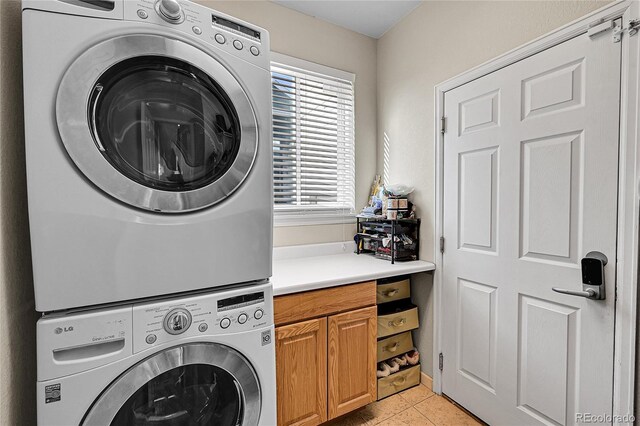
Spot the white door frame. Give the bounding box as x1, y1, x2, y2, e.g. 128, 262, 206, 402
433, 1, 640, 421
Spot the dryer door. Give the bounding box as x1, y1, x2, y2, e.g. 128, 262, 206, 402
82, 343, 261, 426
57, 34, 258, 213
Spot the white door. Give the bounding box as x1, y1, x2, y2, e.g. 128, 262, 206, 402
442, 25, 621, 425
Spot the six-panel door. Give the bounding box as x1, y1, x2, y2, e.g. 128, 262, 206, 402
442, 27, 621, 425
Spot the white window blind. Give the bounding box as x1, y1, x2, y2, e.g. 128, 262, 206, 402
271, 54, 355, 223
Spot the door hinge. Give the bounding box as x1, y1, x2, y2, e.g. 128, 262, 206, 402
440, 236, 445, 254
613, 19, 640, 43
441, 117, 446, 135
439, 353, 444, 371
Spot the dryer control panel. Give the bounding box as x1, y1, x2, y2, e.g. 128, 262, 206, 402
22, 0, 269, 70
131, 281, 273, 354
123, 0, 270, 70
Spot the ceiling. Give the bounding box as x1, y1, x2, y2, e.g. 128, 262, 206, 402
271, 1, 423, 39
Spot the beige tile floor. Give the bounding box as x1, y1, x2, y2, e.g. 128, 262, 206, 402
326, 384, 484, 426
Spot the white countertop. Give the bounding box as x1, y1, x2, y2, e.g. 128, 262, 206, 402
271, 242, 435, 296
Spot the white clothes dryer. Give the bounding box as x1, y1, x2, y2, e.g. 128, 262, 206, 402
22, 0, 273, 311
36, 281, 276, 425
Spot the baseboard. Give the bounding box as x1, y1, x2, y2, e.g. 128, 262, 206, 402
420, 372, 433, 391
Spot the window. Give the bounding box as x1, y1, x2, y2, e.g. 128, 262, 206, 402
271, 53, 355, 225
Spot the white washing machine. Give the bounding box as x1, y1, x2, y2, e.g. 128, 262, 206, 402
36, 281, 276, 425
22, 0, 273, 312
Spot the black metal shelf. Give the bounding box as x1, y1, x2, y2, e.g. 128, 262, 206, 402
355, 216, 420, 264
356, 215, 420, 224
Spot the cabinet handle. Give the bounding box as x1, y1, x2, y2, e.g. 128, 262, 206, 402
385, 342, 400, 352
384, 288, 399, 297
389, 317, 406, 327
393, 376, 407, 386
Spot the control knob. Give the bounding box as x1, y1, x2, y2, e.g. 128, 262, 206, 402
157, 0, 183, 23
163, 308, 192, 335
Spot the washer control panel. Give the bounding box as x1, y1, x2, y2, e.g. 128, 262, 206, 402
37, 282, 273, 380
123, 0, 270, 70
36, 306, 132, 382
132, 282, 273, 354
216, 290, 267, 331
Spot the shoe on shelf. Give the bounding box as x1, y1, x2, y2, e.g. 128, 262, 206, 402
403, 348, 420, 366
391, 356, 408, 367
388, 358, 400, 373
377, 362, 392, 378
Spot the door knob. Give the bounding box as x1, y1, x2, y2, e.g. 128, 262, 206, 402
551, 287, 598, 299
552, 251, 607, 300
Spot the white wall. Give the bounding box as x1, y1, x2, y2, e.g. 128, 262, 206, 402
202, 0, 378, 247
377, 0, 612, 377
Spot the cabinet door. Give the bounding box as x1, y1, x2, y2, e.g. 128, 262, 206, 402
328, 306, 377, 419
275, 318, 327, 426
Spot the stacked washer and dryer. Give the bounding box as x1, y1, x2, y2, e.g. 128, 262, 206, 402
22, 0, 276, 424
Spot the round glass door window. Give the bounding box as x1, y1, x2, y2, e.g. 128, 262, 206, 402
89, 56, 241, 192
81, 343, 261, 425
111, 364, 243, 425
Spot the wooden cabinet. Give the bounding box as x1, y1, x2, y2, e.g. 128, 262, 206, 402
328, 306, 377, 419
275, 282, 377, 425
276, 318, 327, 426
274, 281, 376, 326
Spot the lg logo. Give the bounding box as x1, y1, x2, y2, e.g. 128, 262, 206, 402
54, 326, 74, 334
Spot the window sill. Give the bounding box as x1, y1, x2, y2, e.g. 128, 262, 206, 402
274, 212, 356, 227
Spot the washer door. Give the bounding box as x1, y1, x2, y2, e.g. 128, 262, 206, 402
57, 34, 258, 213
82, 343, 261, 426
